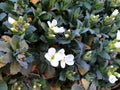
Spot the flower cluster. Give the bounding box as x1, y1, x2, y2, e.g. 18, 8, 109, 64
104, 9, 119, 24
8, 16, 29, 34
44, 47, 74, 68
47, 19, 65, 38
107, 65, 120, 83
90, 14, 99, 23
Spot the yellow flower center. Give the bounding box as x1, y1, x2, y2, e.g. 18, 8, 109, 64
51, 55, 55, 60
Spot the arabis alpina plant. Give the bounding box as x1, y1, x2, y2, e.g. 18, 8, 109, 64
109, 75, 118, 83
8, 16, 29, 34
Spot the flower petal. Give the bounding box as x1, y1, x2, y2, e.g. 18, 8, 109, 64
53, 26, 60, 33
8, 17, 16, 24
109, 75, 118, 83
44, 53, 51, 61
114, 42, 120, 48
50, 60, 59, 67
60, 60, 65, 68
52, 19, 57, 26
65, 54, 74, 65
47, 21, 51, 27
48, 47, 56, 55
55, 49, 65, 61
58, 27, 65, 33
117, 30, 120, 40
112, 9, 119, 16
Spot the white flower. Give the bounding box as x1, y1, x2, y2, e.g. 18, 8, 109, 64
112, 9, 119, 16
109, 75, 118, 83
8, 17, 16, 24
53, 26, 65, 33
45, 47, 59, 67
114, 42, 120, 48
47, 19, 57, 29
45, 47, 74, 68
47, 19, 65, 33
60, 54, 74, 68
116, 30, 120, 40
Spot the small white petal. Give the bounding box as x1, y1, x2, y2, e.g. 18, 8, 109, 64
47, 21, 51, 28
52, 19, 57, 26
114, 42, 120, 48
117, 30, 120, 40
44, 53, 51, 61
51, 60, 59, 67
58, 27, 65, 33
60, 60, 66, 68
65, 54, 74, 65
109, 75, 118, 83
112, 9, 119, 16
55, 49, 65, 61
8, 17, 16, 24
53, 26, 60, 33
48, 47, 56, 55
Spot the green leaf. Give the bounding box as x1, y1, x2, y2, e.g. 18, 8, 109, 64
89, 82, 97, 90
19, 40, 29, 51
0, 2, 13, 12
71, 83, 83, 90
25, 25, 36, 34
77, 60, 90, 75
0, 80, 8, 90
0, 41, 10, 52
10, 61, 21, 75
9, 35, 20, 50
0, 13, 6, 21
98, 51, 110, 60
59, 71, 66, 81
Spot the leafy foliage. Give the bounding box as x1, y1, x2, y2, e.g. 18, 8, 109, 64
0, 0, 120, 90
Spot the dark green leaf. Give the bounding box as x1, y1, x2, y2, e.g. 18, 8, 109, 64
25, 25, 36, 34
98, 51, 110, 60
0, 2, 13, 12
0, 13, 6, 21
71, 83, 83, 90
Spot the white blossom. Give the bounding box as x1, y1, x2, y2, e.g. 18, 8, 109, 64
109, 75, 118, 83
44, 47, 59, 67
114, 42, 120, 48
8, 17, 16, 24
60, 54, 74, 68
47, 19, 65, 33
47, 19, 57, 29
116, 30, 120, 40
45, 47, 74, 68
112, 9, 119, 16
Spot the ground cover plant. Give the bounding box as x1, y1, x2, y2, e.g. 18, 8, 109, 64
0, 0, 120, 90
